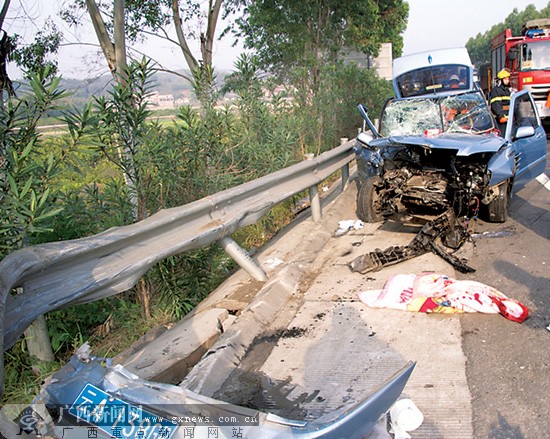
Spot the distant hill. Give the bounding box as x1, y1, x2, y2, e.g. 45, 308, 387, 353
57, 69, 233, 100
12, 68, 233, 113
58, 71, 192, 100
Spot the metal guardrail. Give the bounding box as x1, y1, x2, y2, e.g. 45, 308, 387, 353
0, 139, 356, 393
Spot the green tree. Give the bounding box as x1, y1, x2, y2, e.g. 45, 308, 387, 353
90, 58, 156, 221
223, 54, 299, 170
8, 21, 61, 78
466, 3, 550, 66
62, 0, 241, 80
70, 0, 129, 84
224, 53, 393, 156
230, 0, 408, 93
1, 1, 62, 97
69, 58, 174, 318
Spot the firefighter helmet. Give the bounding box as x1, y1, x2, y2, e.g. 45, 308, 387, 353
497, 68, 511, 79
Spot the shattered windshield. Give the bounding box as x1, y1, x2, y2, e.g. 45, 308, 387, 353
380, 92, 494, 137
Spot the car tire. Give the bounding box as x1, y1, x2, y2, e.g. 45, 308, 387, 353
357, 177, 385, 222
486, 180, 508, 223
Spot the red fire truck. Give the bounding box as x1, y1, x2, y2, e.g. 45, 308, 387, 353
490, 18, 550, 122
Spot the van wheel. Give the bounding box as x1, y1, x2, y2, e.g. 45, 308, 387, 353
486, 181, 509, 223
357, 177, 385, 222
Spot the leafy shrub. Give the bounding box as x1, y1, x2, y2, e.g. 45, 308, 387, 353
0, 69, 69, 257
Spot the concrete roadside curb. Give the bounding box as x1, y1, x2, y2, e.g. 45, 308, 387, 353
118, 308, 230, 382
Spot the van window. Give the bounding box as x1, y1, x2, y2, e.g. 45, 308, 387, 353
395, 64, 471, 97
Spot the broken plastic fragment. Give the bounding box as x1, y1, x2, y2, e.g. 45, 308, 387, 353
335, 219, 364, 236
265, 257, 284, 269
76, 342, 92, 363
471, 230, 515, 239
389, 398, 424, 439
338, 220, 356, 230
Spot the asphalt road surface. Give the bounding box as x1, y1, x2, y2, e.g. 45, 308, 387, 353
457, 143, 550, 438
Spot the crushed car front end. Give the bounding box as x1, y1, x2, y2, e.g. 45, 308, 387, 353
354, 91, 515, 223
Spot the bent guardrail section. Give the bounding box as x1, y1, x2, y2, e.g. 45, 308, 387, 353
0, 140, 356, 397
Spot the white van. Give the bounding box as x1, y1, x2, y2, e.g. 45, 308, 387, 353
392, 47, 476, 98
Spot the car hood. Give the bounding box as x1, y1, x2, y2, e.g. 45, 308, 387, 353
373, 133, 506, 157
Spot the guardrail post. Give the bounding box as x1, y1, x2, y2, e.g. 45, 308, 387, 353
341, 163, 349, 191
340, 138, 350, 191
219, 237, 268, 281
305, 153, 322, 222
309, 184, 321, 222
24, 315, 54, 363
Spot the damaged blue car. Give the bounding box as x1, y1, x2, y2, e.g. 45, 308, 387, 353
354, 89, 546, 224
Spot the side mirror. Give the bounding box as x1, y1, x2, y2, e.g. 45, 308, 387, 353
514, 125, 535, 140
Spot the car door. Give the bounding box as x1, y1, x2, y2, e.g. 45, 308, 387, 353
504, 89, 547, 188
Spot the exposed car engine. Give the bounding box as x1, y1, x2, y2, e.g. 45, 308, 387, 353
375, 144, 492, 219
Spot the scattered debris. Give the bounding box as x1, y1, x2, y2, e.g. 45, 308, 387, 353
291, 196, 310, 214
349, 210, 474, 274
389, 399, 424, 439
335, 219, 364, 236
253, 327, 308, 345
366, 415, 392, 439
358, 273, 529, 323
75, 342, 92, 363
471, 229, 515, 239
265, 257, 284, 269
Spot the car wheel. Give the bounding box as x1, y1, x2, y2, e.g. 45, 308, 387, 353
486, 180, 509, 223
357, 177, 385, 222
